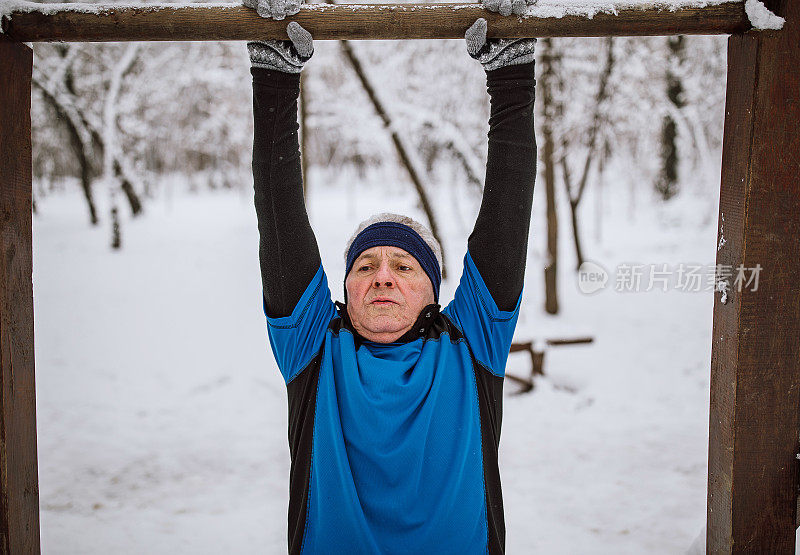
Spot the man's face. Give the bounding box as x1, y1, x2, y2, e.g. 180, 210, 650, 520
345, 246, 435, 344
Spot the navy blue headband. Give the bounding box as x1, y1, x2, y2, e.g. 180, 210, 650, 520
345, 221, 441, 302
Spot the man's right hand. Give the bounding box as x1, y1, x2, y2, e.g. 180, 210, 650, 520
246, 19, 314, 73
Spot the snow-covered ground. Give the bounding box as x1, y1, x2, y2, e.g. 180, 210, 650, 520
33, 163, 734, 553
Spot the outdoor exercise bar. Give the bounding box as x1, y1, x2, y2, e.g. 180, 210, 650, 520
1, 2, 750, 42
2, 1, 798, 554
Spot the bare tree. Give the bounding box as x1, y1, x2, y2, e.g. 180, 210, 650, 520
32, 43, 144, 231
559, 37, 615, 270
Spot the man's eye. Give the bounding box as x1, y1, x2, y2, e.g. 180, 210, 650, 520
398, 265, 412, 271
358, 265, 372, 272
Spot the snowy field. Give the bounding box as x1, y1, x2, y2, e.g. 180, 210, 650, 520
32, 163, 758, 553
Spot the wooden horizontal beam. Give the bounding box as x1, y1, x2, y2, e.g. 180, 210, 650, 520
1, 2, 749, 42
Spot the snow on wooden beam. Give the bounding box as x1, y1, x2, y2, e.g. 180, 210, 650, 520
1, 2, 749, 42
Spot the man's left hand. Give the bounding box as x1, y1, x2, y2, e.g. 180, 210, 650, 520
243, 0, 302, 21
481, 0, 536, 17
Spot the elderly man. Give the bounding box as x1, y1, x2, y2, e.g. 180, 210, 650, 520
246, 0, 537, 551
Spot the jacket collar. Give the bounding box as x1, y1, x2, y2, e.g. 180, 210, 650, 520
334, 301, 440, 347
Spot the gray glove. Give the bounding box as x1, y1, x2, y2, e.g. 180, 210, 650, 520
247, 21, 313, 73
243, 0, 301, 21
466, 18, 536, 72
482, 0, 536, 17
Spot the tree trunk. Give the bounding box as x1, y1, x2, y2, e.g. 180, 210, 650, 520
103, 43, 142, 231
113, 159, 142, 216
656, 35, 685, 201
110, 205, 121, 249
561, 156, 586, 270
539, 38, 559, 315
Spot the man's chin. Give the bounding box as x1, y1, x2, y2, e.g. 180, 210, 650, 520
361, 315, 408, 336
365, 303, 402, 316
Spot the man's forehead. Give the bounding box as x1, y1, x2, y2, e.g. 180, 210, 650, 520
357, 246, 414, 260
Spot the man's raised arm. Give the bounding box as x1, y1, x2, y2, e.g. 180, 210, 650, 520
466, 18, 537, 312
249, 20, 321, 318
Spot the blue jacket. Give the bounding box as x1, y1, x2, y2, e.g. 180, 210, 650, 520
268, 254, 519, 553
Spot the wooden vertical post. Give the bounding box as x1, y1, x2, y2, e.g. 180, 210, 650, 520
0, 40, 40, 555
707, 0, 800, 551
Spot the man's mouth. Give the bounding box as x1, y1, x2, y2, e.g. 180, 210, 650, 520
370, 298, 398, 305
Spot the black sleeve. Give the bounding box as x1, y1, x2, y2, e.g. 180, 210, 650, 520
252, 67, 321, 318
467, 61, 537, 312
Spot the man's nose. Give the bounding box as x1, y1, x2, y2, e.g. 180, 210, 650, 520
373, 262, 394, 287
